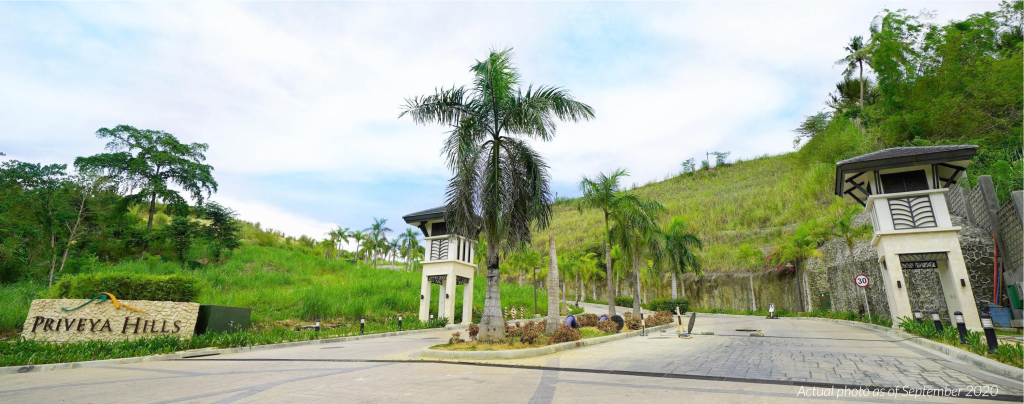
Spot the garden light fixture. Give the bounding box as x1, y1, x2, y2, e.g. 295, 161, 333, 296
398, 314, 403, 331
980, 313, 997, 353
930, 311, 943, 333
913, 310, 923, 323
360, 317, 365, 334
954, 311, 968, 345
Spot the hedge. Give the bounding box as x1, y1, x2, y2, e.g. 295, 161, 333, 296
614, 296, 633, 307
644, 298, 690, 313
49, 273, 200, 302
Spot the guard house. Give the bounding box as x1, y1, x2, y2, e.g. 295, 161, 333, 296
403, 206, 476, 324
835, 145, 983, 329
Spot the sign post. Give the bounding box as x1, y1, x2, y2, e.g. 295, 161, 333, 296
855, 274, 871, 322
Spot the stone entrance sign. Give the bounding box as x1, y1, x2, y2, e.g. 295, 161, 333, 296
22, 295, 200, 343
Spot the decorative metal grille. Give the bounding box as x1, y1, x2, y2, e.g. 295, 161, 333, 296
998, 201, 1023, 273
967, 185, 991, 231
888, 196, 937, 229
946, 184, 967, 219
456, 276, 470, 285
898, 252, 948, 270
429, 238, 448, 261
428, 275, 447, 285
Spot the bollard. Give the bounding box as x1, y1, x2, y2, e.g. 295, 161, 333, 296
930, 311, 944, 333
360, 317, 365, 335
953, 311, 968, 345
980, 313, 998, 354
913, 310, 923, 323
398, 314, 403, 331
640, 313, 646, 336
315, 317, 321, 333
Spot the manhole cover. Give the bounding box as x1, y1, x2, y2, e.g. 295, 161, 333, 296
735, 328, 758, 332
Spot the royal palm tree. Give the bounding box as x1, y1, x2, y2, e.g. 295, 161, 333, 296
578, 168, 662, 317
609, 197, 665, 316
737, 244, 763, 311
397, 228, 421, 271
350, 230, 367, 264
365, 218, 392, 267
329, 226, 352, 260
836, 35, 872, 109
663, 217, 702, 301
401, 48, 594, 341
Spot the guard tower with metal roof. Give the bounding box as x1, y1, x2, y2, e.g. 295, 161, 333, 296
835, 146, 982, 329
402, 206, 476, 324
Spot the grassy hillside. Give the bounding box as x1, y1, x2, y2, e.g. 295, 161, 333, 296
536, 151, 843, 271
1, 243, 547, 336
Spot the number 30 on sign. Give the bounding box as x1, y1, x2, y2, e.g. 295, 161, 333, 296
854, 274, 870, 288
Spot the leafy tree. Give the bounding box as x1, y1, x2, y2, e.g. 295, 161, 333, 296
662, 217, 702, 300
164, 215, 198, 266
401, 48, 593, 341
792, 111, 833, 148
771, 220, 828, 312
75, 125, 217, 231
829, 206, 872, 312
201, 201, 241, 261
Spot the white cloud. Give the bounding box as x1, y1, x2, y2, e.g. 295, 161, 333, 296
0, 1, 1001, 237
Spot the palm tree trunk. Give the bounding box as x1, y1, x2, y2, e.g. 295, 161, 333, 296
858, 60, 864, 109
478, 237, 506, 342
546, 235, 560, 333
604, 236, 615, 317
670, 272, 678, 300
632, 255, 641, 316
561, 280, 567, 316
749, 270, 757, 311
679, 274, 686, 299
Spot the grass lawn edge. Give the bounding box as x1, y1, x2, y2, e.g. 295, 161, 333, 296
0, 323, 466, 375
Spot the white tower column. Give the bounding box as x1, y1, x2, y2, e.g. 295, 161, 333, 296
437, 278, 446, 321
419, 273, 431, 322
443, 273, 457, 321
462, 279, 474, 325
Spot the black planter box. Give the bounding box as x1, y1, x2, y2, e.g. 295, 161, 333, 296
194, 305, 251, 335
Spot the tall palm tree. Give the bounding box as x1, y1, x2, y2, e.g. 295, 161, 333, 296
350, 230, 367, 264
663, 217, 702, 300
365, 218, 392, 267
397, 228, 421, 271
331, 226, 352, 260
388, 239, 401, 266
836, 35, 872, 109
609, 196, 665, 316
737, 244, 762, 311
401, 48, 594, 341
578, 168, 661, 317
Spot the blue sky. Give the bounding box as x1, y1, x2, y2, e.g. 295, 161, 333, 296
0, 1, 999, 244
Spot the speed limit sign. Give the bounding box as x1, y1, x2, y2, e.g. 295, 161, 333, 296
854, 274, 870, 288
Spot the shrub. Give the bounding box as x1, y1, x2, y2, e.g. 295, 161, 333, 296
645, 299, 690, 313
448, 332, 463, 345
468, 323, 479, 340
614, 296, 633, 307
49, 273, 200, 302
577, 313, 599, 327
520, 324, 542, 345
596, 320, 618, 334
625, 315, 642, 330
551, 325, 581, 343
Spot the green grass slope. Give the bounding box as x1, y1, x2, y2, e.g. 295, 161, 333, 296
1, 244, 547, 336
536, 152, 843, 271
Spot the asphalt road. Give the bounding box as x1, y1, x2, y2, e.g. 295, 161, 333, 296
1, 311, 1020, 404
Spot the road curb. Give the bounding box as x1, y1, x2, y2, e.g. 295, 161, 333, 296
796, 317, 1023, 380
0, 324, 467, 376
421, 323, 675, 360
